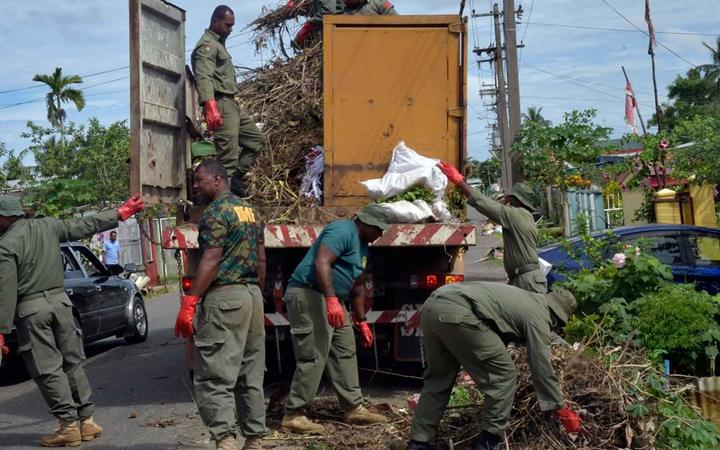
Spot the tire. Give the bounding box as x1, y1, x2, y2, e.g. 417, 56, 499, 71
125, 297, 148, 344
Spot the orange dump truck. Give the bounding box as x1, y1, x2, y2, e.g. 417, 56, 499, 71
129, 0, 475, 374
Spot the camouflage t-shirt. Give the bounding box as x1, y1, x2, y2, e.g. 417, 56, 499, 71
199, 191, 264, 286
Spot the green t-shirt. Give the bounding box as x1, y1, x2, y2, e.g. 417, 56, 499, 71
289, 220, 368, 300
199, 192, 264, 286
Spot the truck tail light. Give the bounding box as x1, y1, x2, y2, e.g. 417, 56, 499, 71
181, 276, 193, 293
409, 273, 465, 289
444, 274, 465, 284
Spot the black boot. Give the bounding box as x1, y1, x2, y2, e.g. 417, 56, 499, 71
471, 431, 503, 450
230, 171, 247, 197
407, 440, 433, 450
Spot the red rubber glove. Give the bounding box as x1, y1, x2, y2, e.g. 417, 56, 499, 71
0, 334, 9, 358
353, 317, 373, 348
118, 194, 145, 221
293, 22, 315, 49
174, 295, 201, 338
556, 406, 581, 433
286, 0, 296, 9
437, 161, 465, 185
203, 100, 223, 132
325, 296, 345, 328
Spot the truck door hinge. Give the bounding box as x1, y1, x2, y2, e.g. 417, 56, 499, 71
448, 23, 466, 34
448, 107, 465, 118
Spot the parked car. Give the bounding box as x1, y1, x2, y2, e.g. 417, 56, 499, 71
539, 224, 720, 294
2, 242, 148, 362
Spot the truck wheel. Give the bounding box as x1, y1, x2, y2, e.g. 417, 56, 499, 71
125, 297, 148, 344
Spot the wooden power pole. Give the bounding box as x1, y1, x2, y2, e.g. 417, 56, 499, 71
493, 3, 513, 189
503, 0, 524, 183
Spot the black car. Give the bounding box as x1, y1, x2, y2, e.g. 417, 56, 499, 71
2, 242, 149, 360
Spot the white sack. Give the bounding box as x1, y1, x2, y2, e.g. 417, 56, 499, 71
375, 200, 437, 223
300, 145, 324, 201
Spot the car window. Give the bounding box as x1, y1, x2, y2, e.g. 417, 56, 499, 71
61, 248, 84, 280
689, 234, 720, 267
622, 234, 683, 266
71, 246, 106, 277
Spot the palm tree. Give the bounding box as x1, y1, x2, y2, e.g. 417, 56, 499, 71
522, 106, 551, 127
32, 67, 85, 130
700, 36, 720, 82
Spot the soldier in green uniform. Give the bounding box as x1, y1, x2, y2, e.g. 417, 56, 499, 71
191, 5, 265, 197
174, 158, 267, 450
438, 161, 548, 294
0, 194, 144, 447
407, 282, 581, 450
280, 204, 390, 434
293, 0, 398, 47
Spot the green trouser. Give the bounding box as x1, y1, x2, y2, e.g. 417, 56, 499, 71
193, 284, 267, 441
410, 296, 516, 442
15, 291, 94, 421
509, 268, 548, 294
283, 287, 363, 414
214, 95, 265, 179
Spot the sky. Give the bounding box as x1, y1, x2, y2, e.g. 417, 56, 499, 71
0, 0, 718, 166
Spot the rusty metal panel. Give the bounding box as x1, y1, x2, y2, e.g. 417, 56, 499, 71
323, 15, 467, 207
129, 0, 187, 204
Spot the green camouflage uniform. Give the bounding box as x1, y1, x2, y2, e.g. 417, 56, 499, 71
191, 29, 265, 180
410, 282, 565, 442
310, 0, 398, 26
193, 192, 267, 441
0, 208, 118, 422
468, 190, 547, 294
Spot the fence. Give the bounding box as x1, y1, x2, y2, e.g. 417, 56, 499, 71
566, 189, 606, 235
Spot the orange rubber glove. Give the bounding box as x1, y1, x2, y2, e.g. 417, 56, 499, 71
353, 318, 373, 348
0, 334, 9, 358
203, 100, 223, 131
325, 296, 345, 328
437, 161, 465, 185
556, 406, 581, 433
174, 295, 201, 338
118, 194, 145, 221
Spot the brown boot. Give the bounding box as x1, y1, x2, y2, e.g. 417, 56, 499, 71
343, 404, 387, 425
281, 412, 325, 434
80, 416, 103, 441
40, 420, 81, 447
242, 435, 264, 450
216, 434, 238, 450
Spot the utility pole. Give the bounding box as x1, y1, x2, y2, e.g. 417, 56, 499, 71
502, 0, 523, 183
493, 3, 512, 189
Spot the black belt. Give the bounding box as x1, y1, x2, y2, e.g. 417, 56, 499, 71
18, 287, 66, 303
510, 263, 540, 278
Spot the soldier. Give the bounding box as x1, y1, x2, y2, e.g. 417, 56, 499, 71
437, 161, 548, 294
293, 0, 398, 47
192, 5, 265, 197
0, 194, 144, 447
280, 204, 390, 434
174, 158, 267, 450
407, 282, 581, 450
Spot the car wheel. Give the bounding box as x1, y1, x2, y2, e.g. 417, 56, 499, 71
125, 297, 148, 344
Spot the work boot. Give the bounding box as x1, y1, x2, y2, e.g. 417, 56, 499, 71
80, 416, 103, 441
281, 412, 325, 434
242, 435, 263, 449
471, 431, 503, 450
407, 440, 433, 450
216, 434, 238, 450
230, 172, 247, 198
40, 420, 81, 447
343, 404, 387, 425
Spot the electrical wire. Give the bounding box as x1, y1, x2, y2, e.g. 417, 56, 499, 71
522, 20, 719, 37
0, 65, 130, 95
522, 64, 625, 100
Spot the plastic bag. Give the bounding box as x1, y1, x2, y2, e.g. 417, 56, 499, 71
375, 200, 436, 223
300, 145, 324, 202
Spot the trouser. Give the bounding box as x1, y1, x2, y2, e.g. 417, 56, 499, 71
283, 287, 362, 414
193, 284, 267, 441
508, 268, 548, 294
15, 291, 94, 422
410, 296, 516, 442
214, 95, 265, 179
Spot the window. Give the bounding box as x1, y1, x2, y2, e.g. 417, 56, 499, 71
61, 249, 84, 280
623, 234, 683, 266
71, 246, 106, 277
689, 234, 720, 267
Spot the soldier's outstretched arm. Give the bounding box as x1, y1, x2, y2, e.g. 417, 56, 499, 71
54, 194, 144, 242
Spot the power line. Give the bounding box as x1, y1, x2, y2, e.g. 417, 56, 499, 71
0, 76, 129, 110
0, 66, 129, 96
522, 64, 625, 100
521, 21, 718, 37
522, 63, 654, 97
519, 0, 535, 43
599, 0, 697, 67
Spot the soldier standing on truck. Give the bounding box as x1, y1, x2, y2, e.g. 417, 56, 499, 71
281, 204, 390, 434
407, 283, 581, 450
293, 0, 398, 47
174, 159, 267, 450
437, 161, 548, 294
0, 194, 144, 448
192, 5, 265, 197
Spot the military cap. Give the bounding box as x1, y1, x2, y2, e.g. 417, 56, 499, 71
357, 203, 390, 230
504, 183, 535, 211
545, 288, 577, 325
0, 196, 25, 217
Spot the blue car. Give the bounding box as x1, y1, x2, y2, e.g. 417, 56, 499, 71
538, 224, 720, 294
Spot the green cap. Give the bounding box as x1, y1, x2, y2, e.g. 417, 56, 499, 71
504, 183, 535, 211
356, 203, 391, 231
545, 288, 577, 325
0, 196, 25, 217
